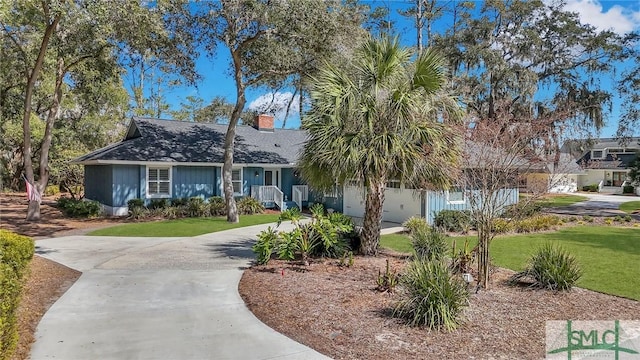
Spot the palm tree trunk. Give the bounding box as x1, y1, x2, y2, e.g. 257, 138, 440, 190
360, 180, 385, 255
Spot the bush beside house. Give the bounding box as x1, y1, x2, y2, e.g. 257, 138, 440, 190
126, 196, 264, 220
0, 230, 35, 360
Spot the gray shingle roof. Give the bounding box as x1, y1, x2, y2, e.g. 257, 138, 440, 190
74, 117, 307, 165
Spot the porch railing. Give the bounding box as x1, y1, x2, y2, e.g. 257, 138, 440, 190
292, 185, 308, 210
251, 185, 284, 210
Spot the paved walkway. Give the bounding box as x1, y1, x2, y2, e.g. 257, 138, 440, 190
546, 193, 640, 218
31, 222, 330, 360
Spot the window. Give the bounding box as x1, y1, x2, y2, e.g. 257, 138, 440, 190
591, 150, 605, 159
446, 188, 465, 204
232, 169, 242, 195
386, 180, 401, 189
148, 167, 171, 198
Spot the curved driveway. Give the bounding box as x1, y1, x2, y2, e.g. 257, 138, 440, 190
31, 223, 329, 360
547, 193, 639, 217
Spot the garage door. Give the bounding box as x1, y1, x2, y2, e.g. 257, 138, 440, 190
343, 185, 422, 224
343, 186, 365, 218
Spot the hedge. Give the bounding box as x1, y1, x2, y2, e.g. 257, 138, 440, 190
0, 230, 35, 360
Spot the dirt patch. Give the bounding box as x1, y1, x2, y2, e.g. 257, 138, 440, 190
0, 193, 125, 239
239, 255, 640, 360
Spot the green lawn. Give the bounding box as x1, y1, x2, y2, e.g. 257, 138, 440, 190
380, 226, 640, 300
88, 214, 281, 237
619, 201, 640, 214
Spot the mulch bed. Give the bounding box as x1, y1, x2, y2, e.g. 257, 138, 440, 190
239, 254, 640, 360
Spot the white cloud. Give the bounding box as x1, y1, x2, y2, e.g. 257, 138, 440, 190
248, 91, 301, 127
563, 0, 640, 34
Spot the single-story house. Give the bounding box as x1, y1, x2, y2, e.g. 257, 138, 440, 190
75, 115, 519, 223
74, 115, 334, 215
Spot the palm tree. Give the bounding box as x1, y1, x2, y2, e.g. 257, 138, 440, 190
299, 37, 462, 255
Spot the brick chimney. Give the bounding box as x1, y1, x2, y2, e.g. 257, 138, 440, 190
255, 114, 274, 132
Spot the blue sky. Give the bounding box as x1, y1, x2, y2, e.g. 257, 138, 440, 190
160, 0, 640, 136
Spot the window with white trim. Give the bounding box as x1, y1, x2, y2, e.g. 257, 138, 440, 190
446, 188, 465, 204
591, 150, 605, 159
232, 169, 243, 195
148, 167, 171, 198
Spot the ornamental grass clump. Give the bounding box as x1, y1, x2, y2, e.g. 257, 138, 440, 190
411, 228, 448, 261
403, 216, 429, 235
394, 259, 469, 331
510, 243, 582, 291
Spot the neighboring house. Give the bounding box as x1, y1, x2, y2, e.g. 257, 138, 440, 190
74, 115, 333, 215
75, 115, 519, 224
562, 138, 640, 191
521, 153, 584, 194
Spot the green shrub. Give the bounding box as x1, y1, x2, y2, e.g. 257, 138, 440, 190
127, 198, 145, 210
623, 185, 635, 194
161, 206, 179, 219
510, 243, 581, 291
128, 206, 149, 220
614, 215, 623, 222
0, 230, 35, 359
278, 207, 302, 226
502, 202, 542, 218
582, 215, 594, 223
491, 218, 514, 234
306, 219, 351, 258
208, 196, 226, 217
394, 259, 469, 331
277, 229, 300, 261
297, 227, 319, 266
170, 198, 188, 207
56, 197, 102, 218
253, 226, 279, 265
582, 184, 599, 192
327, 212, 353, 228
237, 197, 265, 215
309, 203, 325, 218
148, 198, 169, 210
434, 210, 471, 233
624, 215, 633, 222
514, 215, 561, 233
44, 185, 60, 196
411, 228, 448, 261
403, 216, 429, 235
186, 197, 209, 217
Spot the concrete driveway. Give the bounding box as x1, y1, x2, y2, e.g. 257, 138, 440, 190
30, 223, 330, 360
547, 193, 640, 217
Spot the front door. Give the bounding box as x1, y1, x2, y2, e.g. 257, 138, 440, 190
612, 172, 626, 186
264, 170, 280, 187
